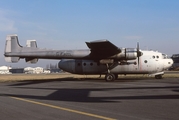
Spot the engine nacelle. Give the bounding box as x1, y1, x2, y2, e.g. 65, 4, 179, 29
115, 48, 137, 60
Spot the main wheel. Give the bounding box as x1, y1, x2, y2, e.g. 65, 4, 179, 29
105, 73, 115, 82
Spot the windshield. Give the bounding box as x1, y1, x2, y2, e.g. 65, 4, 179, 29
162, 53, 169, 59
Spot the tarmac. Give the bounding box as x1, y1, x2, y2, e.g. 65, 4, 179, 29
0, 77, 179, 120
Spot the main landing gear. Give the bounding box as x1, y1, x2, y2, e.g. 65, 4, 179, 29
105, 63, 118, 82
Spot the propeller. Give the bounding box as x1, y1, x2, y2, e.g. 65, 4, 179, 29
136, 42, 143, 67
125, 48, 127, 60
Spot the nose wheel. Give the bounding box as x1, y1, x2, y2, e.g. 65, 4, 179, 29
155, 75, 163, 79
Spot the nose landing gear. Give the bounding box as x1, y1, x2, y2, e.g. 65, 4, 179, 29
155, 75, 163, 79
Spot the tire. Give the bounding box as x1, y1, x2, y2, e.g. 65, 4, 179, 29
105, 73, 115, 82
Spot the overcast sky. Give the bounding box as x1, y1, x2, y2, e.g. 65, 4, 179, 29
0, 0, 179, 68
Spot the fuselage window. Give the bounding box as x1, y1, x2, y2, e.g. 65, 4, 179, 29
90, 63, 93, 66
144, 60, 148, 63
83, 63, 86, 66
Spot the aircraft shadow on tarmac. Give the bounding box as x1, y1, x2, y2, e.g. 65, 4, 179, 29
2, 78, 179, 103
7, 76, 150, 86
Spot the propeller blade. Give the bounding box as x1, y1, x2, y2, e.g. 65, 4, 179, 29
125, 48, 126, 60
136, 42, 143, 67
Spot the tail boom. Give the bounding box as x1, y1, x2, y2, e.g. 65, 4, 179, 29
4, 34, 91, 63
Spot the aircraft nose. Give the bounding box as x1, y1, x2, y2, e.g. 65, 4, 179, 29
164, 59, 173, 70
170, 59, 173, 69
169, 59, 173, 67
170, 59, 174, 65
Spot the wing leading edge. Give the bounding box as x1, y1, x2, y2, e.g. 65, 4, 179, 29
86, 40, 121, 59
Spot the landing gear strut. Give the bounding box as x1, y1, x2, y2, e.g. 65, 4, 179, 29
105, 63, 118, 82
105, 63, 114, 82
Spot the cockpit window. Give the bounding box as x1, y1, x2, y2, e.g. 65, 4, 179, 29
162, 54, 169, 59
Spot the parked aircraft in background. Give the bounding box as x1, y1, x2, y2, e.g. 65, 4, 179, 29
4, 34, 173, 81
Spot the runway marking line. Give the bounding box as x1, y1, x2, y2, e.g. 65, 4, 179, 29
10, 96, 116, 120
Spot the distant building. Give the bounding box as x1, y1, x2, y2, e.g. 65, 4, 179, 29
44, 70, 51, 74
0, 66, 12, 74
171, 54, 179, 70
0, 66, 58, 74
24, 67, 44, 74
9, 68, 24, 74
24, 67, 34, 74
33, 67, 44, 74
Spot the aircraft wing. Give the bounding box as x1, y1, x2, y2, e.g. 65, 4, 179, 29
86, 40, 121, 59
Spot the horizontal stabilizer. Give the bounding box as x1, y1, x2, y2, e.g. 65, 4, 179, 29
5, 57, 20, 63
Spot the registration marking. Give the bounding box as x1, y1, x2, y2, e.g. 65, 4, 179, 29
11, 96, 116, 120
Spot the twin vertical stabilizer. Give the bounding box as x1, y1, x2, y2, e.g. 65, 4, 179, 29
25, 40, 38, 63
4, 34, 38, 63
4, 34, 21, 63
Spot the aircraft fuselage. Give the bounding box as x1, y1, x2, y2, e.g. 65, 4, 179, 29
59, 51, 173, 75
